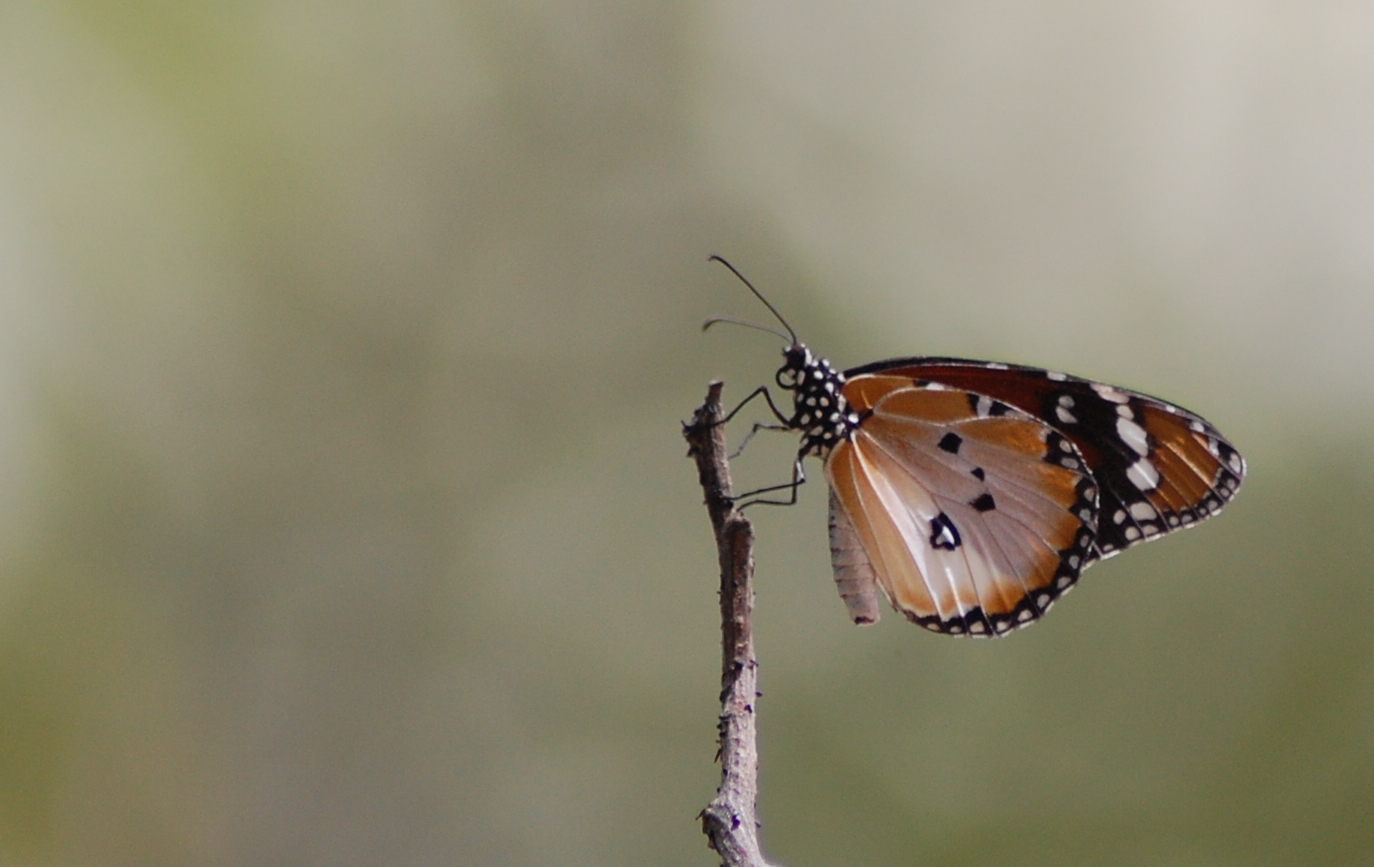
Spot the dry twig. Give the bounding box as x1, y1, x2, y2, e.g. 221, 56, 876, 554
684, 382, 783, 867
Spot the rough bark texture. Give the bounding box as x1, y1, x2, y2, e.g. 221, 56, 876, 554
684, 382, 782, 867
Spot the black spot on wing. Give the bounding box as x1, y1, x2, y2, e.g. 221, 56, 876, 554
938, 432, 963, 453
964, 393, 1012, 418
929, 512, 961, 550
970, 492, 996, 512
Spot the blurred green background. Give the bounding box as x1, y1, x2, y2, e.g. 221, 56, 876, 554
0, 2, 1370, 865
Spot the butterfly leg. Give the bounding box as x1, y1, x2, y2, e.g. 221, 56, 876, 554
717, 385, 798, 459
720, 385, 791, 426
729, 421, 793, 460
733, 456, 807, 510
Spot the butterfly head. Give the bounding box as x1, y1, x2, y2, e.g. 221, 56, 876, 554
702, 257, 861, 456
776, 343, 860, 457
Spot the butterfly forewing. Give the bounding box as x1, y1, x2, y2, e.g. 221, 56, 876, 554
826, 379, 1098, 636
843, 358, 1245, 561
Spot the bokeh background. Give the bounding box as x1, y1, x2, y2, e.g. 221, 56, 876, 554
0, 2, 1371, 865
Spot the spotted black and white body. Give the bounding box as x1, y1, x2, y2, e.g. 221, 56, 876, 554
776, 344, 860, 457
765, 344, 1245, 637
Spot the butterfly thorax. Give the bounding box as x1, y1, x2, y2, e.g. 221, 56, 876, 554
778, 344, 862, 457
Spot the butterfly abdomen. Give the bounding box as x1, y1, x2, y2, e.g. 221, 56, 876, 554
827, 490, 882, 625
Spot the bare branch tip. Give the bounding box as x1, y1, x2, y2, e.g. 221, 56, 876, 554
686, 379, 782, 867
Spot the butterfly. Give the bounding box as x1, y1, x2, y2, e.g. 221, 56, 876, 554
707, 256, 1246, 637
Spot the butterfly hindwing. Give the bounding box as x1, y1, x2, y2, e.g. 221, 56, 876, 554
842, 358, 1246, 561
826, 377, 1098, 636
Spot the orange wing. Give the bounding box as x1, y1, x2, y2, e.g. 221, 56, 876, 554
826, 377, 1098, 636
843, 357, 1246, 561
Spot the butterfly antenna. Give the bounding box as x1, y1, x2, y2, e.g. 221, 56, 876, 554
701, 315, 793, 342
708, 255, 799, 345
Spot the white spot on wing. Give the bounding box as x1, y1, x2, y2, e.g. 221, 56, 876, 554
1116, 417, 1150, 456
1129, 501, 1158, 520
1127, 458, 1160, 491
1092, 383, 1130, 403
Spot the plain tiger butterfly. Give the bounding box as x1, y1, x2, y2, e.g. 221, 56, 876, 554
707, 256, 1246, 637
